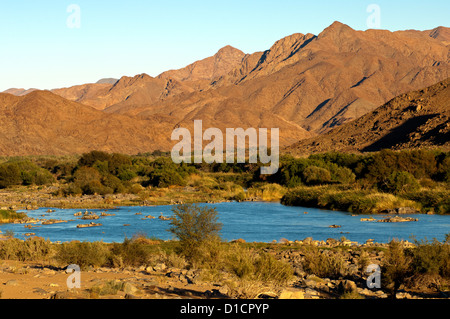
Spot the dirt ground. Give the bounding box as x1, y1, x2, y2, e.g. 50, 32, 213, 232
0, 260, 222, 299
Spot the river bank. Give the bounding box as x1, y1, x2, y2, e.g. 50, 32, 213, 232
0, 237, 448, 300
1, 183, 448, 218
0, 185, 240, 211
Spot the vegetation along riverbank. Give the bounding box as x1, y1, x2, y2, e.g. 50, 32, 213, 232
0, 149, 448, 215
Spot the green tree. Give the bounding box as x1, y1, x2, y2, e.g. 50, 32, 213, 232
169, 204, 222, 261
382, 240, 412, 299
302, 166, 332, 185
78, 151, 112, 167
0, 163, 21, 188
73, 166, 101, 185
378, 171, 420, 195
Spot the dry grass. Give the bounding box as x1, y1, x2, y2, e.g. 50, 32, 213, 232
245, 184, 287, 201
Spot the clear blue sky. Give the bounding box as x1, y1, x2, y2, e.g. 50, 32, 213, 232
0, 0, 448, 91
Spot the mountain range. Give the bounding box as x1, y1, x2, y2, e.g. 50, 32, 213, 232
1, 21, 449, 156
286, 77, 450, 154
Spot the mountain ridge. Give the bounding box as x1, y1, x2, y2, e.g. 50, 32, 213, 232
0, 21, 449, 156
285, 77, 450, 154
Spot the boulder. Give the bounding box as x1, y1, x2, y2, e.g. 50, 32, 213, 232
153, 263, 166, 272
122, 282, 138, 295
380, 207, 420, 215
337, 280, 357, 294
377, 216, 418, 223
279, 288, 305, 299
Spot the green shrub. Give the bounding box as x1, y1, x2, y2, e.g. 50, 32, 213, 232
410, 238, 450, 280
381, 240, 412, 298
281, 187, 322, 207
148, 169, 186, 187
55, 241, 110, 268
302, 166, 332, 185
302, 246, 347, 279
78, 151, 112, 167
0, 237, 53, 262
0, 210, 27, 222
73, 166, 101, 185
378, 171, 420, 195
81, 180, 113, 195
169, 204, 222, 262
330, 166, 356, 184
101, 174, 125, 193
111, 237, 151, 267
403, 188, 450, 214
0, 161, 53, 188
0, 163, 22, 188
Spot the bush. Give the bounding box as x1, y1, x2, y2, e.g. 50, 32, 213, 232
0, 161, 54, 188
281, 187, 322, 207
0, 210, 27, 222
148, 169, 186, 188
0, 163, 22, 188
0, 237, 53, 261
217, 244, 293, 298
81, 180, 113, 195
90, 280, 125, 296
73, 166, 101, 185
436, 155, 450, 182
78, 151, 112, 167
361, 149, 439, 184
378, 171, 420, 195
72, 167, 115, 195
111, 237, 151, 267
409, 238, 450, 286
302, 246, 347, 279
101, 174, 125, 193
169, 204, 222, 262
282, 186, 420, 214
252, 252, 293, 285
403, 188, 450, 214
381, 240, 412, 298
55, 241, 110, 268
330, 165, 356, 184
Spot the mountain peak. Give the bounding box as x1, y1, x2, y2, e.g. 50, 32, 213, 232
96, 78, 118, 85
319, 21, 355, 38
2, 88, 38, 96
428, 26, 450, 43
216, 45, 243, 55
112, 73, 153, 88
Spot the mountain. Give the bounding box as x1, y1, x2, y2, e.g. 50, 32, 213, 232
96, 78, 118, 84
0, 21, 449, 156
3, 88, 38, 96
285, 77, 450, 154
51, 46, 246, 111
202, 21, 450, 133
158, 45, 246, 86
107, 22, 449, 137
427, 26, 450, 45
0, 90, 172, 156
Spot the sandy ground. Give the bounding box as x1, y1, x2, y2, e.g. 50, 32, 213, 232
0, 260, 221, 299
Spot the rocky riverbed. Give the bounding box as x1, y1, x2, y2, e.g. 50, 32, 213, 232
1, 238, 447, 300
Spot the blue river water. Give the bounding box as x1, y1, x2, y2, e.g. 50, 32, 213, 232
1, 202, 449, 244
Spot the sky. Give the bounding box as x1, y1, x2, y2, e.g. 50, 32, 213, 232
0, 0, 449, 91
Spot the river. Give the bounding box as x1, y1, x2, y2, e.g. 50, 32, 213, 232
1, 202, 449, 244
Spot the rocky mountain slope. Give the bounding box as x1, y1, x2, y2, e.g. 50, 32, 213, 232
0, 91, 171, 155
285, 77, 450, 154
104, 22, 449, 135
0, 22, 448, 156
